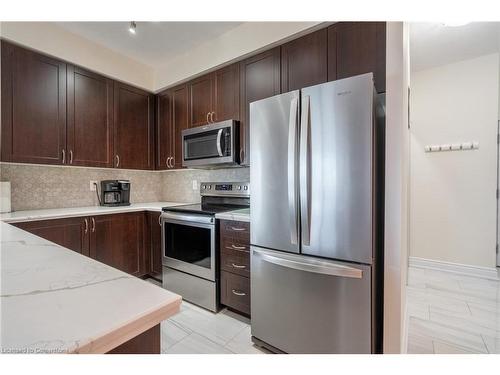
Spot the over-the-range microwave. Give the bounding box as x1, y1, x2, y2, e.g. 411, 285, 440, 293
182, 120, 240, 168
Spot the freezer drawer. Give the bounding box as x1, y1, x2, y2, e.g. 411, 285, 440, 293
251, 246, 372, 354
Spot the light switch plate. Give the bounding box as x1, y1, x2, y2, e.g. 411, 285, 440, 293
192, 180, 198, 190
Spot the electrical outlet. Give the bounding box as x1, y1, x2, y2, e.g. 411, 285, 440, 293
90, 181, 97, 191
192, 180, 198, 190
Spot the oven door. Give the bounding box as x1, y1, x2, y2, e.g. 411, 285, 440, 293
161, 211, 216, 281
182, 120, 238, 168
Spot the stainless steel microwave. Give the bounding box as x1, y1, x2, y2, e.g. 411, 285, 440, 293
182, 120, 239, 168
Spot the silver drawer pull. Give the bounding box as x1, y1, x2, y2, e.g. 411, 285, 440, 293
231, 263, 246, 269
231, 289, 246, 296
231, 244, 246, 250
230, 226, 246, 231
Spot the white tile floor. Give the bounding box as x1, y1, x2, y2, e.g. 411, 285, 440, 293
146, 277, 267, 354
406, 267, 500, 354
161, 301, 268, 354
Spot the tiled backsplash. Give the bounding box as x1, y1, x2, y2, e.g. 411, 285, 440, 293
162, 167, 250, 203
0, 163, 250, 211
0, 163, 164, 211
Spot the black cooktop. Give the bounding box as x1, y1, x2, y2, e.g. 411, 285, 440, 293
162, 203, 248, 216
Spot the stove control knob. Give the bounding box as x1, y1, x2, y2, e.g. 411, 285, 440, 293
208, 185, 211, 190
237, 186, 242, 190
244, 186, 248, 190
202, 185, 206, 189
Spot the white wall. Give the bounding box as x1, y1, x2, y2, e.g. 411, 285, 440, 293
153, 22, 321, 90
383, 22, 410, 354
0, 22, 155, 90
410, 53, 499, 269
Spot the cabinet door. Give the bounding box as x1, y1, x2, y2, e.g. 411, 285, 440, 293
333, 22, 386, 93
147, 211, 163, 278
171, 84, 189, 169
113, 82, 154, 170
213, 63, 240, 122
13, 217, 89, 256
281, 29, 328, 93
188, 73, 214, 128
67, 65, 114, 167
239, 47, 281, 166
1, 41, 66, 165
155, 90, 173, 170
90, 213, 146, 277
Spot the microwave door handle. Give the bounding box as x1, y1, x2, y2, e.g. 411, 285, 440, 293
288, 97, 299, 245
216, 128, 223, 157
300, 95, 311, 246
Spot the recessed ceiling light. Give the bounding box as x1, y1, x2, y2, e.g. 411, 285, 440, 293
129, 21, 137, 34
442, 21, 470, 27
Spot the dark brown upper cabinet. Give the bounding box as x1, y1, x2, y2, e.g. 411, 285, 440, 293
67, 65, 114, 168
113, 82, 154, 170
1, 41, 67, 165
213, 63, 240, 122
171, 84, 189, 169
281, 29, 328, 93
331, 22, 386, 93
188, 73, 214, 128
155, 90, 173, 170
239, 47, 281, 166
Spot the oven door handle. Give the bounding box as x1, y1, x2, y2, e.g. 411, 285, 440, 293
216, 128, 223, 157
161, 211, 214, 225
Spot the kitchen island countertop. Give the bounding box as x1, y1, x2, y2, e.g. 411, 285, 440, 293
0, 221, 181, 353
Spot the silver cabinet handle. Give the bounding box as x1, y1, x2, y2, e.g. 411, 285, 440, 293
299, 95, 311, 246
91, 217, 96, 233
231, 244, 246, 250
84, 218, 88, 234
171, 157, 175, 168
288, 97, 299, 245
166, 156, 170, 168
255, 248, 363, 279
230, 226, 246, 231
240, 148, 244, 163
206, 112, 210, 124
115, 155, 120, 168
231, 263, 246, 269
158, 214, 162, 226
69, 150, 73, 164
62, 149, 66, 164
231, 289, 246, 296
210, 111, 215, 123
216, 128, 223, 157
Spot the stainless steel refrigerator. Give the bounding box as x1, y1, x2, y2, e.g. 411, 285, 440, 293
249, 73, 385, 354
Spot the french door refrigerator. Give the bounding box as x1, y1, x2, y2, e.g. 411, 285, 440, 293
249, 73, 385, 354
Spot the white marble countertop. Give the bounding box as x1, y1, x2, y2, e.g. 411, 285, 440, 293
0, 221, 182, 354
215, 208, 250, 223
0, 202, 187, 223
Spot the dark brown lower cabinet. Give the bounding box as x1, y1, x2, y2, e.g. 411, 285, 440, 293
12, 217, 89, 256
107, 324, 160, 354
12, 212, 155, 279
146, 211, 163, 279
219, 219, 251, 316
89, 212, 147, 277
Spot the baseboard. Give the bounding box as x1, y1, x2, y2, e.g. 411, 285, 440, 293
409, 256, 499, 280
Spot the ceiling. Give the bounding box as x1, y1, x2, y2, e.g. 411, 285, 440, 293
56, 22, 243, 68
410, 22, 500, 71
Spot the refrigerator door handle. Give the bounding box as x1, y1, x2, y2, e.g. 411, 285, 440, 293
300, 95, 311, 246
254, 248, 363, 279
288, 97, 299, 245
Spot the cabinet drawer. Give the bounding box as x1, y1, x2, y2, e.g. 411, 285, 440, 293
221, 237, 250, 253
221, 271, 250, 315
221, 248, 250, 277
220, 220, 250, 241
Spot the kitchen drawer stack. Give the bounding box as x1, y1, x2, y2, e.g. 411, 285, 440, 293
219, 220, 251, 316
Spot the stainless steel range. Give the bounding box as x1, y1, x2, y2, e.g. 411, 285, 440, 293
161, 182, 250, 312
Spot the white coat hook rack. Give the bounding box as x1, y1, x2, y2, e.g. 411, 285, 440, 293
424, 141, 479, 153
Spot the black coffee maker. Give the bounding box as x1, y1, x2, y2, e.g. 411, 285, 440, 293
99, 180, 131, 206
